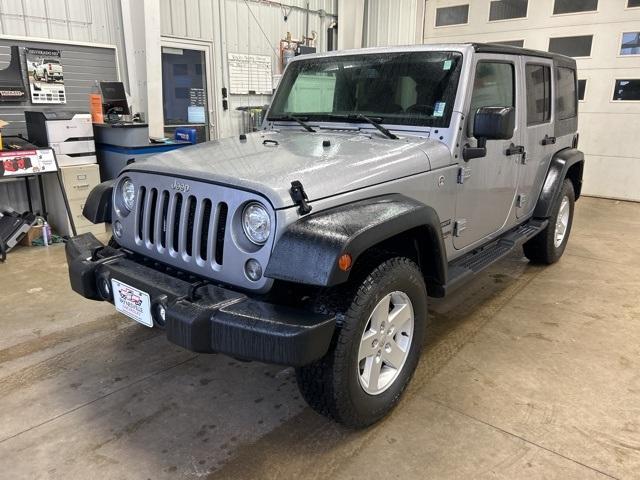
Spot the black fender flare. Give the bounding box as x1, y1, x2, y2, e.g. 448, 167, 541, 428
82, 180, 114, 224
534, 148, 584, 218
265, 194, 447, 288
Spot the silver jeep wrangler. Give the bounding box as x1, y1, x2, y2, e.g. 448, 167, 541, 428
67, 43, 583, 427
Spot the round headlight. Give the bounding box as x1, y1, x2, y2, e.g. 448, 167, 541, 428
242, 202, 271, 245
121, 178, 136, 211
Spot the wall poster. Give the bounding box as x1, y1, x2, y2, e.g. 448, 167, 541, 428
0, 149, 57, 177
25, 48, 66, 104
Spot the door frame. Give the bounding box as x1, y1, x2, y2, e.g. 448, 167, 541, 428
160, 36, 219, 140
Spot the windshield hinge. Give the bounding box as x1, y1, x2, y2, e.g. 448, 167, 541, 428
290, 180, 312, 215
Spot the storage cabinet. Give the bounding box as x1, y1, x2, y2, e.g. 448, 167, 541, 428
43, 164, 106, 237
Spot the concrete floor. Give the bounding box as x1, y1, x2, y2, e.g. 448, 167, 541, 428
1, 196, 639, 479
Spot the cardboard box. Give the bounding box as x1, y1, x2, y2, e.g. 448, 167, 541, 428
20, 224, 44, 246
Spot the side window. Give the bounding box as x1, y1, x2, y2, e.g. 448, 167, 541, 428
556, 67, 577, 119
468, 62, 514, 135
525, 64, 551, 125
470, 62, 514, 111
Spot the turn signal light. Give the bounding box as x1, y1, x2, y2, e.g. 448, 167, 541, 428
338, 253, 352, 272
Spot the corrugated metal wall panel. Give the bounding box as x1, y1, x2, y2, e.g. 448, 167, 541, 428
0, 38, 119, 213
0, 0, 127, 82
159, 0, 337, 138
365, 0, 420, 47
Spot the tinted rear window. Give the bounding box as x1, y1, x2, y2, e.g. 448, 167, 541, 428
526, 64, 551, 125
556, 67, 577, 119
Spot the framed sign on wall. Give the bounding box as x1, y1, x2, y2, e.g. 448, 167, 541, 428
25, 48, 66, 104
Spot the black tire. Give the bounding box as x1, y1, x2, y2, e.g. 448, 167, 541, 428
524, 179, 575, 264
296, 257, 428, 428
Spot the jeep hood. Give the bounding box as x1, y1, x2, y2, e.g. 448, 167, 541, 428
122, 130, 445, 209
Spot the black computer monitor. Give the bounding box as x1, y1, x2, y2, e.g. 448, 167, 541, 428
100, 81, 130, 116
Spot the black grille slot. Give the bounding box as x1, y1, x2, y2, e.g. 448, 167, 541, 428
136, 186, 146, 241
215, 202, 228, 265
185, 195, 197, 257
200, 199, 212, 261
148, 188, 158, 244
160, 191, 170, 248
172, 193, 183, 252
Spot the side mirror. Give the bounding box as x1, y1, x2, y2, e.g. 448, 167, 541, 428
463, 106, 515, 161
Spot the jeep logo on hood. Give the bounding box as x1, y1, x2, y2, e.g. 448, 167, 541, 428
170, 180, 191, 193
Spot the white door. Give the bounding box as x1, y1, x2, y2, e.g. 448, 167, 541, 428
161, 40, 217, 142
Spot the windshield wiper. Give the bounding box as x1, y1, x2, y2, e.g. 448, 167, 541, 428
327, 114, 398, 140
269, 114, 316, 133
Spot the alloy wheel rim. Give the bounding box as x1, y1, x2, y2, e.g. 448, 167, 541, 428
554, 195, 570, 248
357, 291, 414, 395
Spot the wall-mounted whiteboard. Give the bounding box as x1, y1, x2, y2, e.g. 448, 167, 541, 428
227, 53, 272, 95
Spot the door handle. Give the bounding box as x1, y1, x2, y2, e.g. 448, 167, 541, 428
541, 135, 556, 146
506, 144, 525, 156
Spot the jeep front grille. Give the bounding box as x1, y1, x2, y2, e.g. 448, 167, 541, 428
135, 186, 228, 265
115, 172, 275, 292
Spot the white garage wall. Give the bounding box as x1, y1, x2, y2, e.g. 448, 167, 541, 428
364, 0, 423, 47
421, 0, 640, 202
159, 0, 337, 139
0, 0, 128, 87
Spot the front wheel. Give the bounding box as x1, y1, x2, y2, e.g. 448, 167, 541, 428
524, 178, 575, 264
296, 257, 428, 428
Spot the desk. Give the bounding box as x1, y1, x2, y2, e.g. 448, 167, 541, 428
93, 123, 191, 180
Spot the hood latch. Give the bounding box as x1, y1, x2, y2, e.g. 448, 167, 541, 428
290, 180, 312, 215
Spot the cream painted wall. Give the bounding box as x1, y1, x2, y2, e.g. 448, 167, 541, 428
422, 0, 640, 202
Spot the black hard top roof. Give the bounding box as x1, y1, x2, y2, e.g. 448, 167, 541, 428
472, 43, 577, 68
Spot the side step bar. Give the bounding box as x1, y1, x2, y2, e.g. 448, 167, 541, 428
442, 219, 548, 296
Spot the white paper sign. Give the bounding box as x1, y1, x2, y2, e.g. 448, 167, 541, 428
228, 53, 273, 94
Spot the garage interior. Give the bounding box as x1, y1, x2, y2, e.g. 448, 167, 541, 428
1, 1, 639, 479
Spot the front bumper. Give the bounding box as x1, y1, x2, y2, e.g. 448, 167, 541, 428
66, 233, 336, 367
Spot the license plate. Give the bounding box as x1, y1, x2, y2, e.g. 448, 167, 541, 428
111, 279, 153, 327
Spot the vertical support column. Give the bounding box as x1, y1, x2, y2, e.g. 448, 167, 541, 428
120, 0, 163, 137
338, 0, 365, 50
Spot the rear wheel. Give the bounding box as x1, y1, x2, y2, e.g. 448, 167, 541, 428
296, 257, 428, 428
524, 179, 575, 264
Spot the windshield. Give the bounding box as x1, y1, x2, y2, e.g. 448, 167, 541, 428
269, 51, 463, 128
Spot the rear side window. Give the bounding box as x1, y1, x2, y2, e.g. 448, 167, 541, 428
525, 64, 551, 125
556, 67, 577, 119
